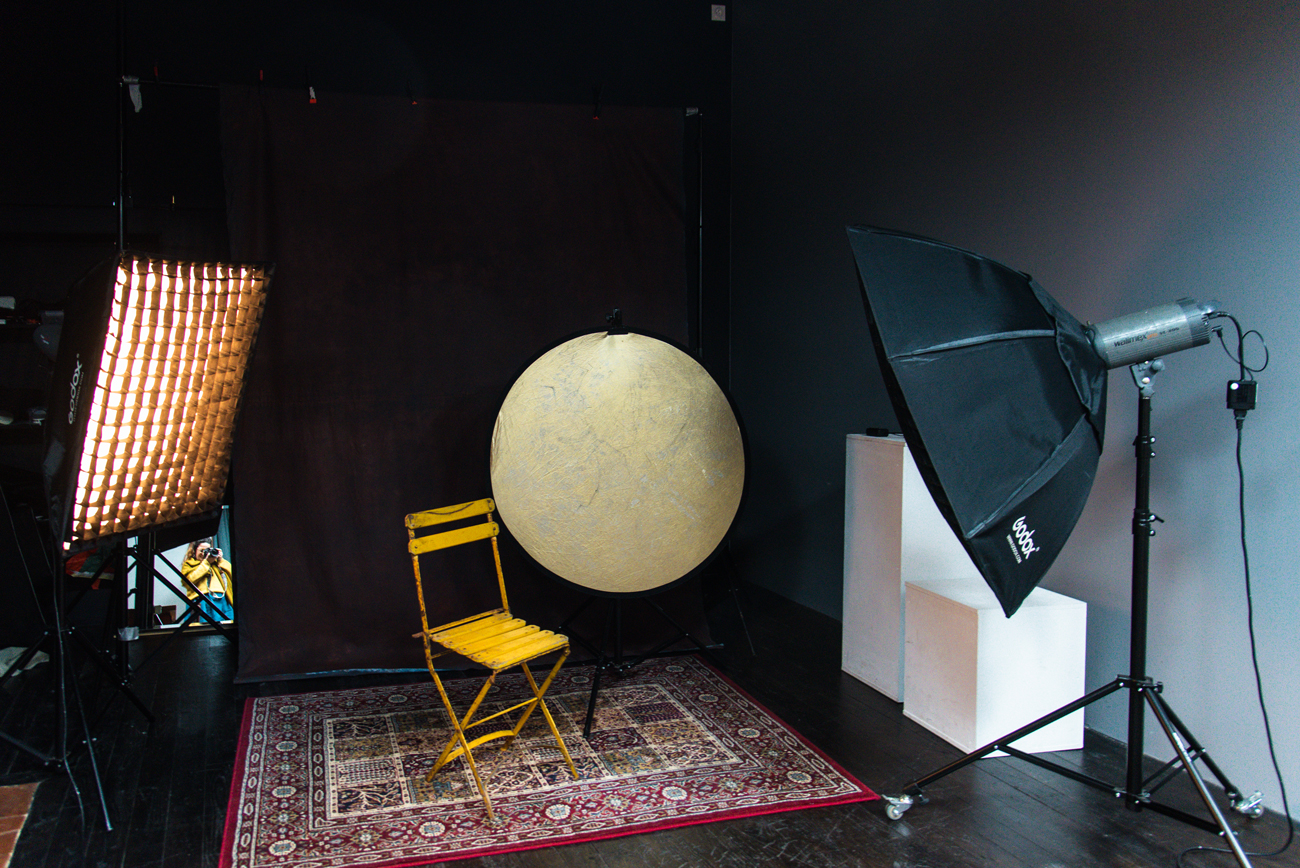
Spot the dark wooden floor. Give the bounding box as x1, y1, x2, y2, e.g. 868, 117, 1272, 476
1, 581, 1295, 868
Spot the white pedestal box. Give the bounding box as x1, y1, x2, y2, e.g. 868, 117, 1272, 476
841, 434, 977, 700
902, 578, 1087, 754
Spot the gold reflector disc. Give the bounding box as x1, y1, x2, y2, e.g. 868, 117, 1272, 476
490, 332, 744, 594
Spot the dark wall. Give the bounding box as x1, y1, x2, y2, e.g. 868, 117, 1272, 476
729, 0, 1300, 794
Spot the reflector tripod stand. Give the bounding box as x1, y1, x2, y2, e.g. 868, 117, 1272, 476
882, 360, 1262, 868
559, 586, 737, 739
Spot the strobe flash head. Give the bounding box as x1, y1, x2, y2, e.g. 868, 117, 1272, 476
1088, 298, 1219, 370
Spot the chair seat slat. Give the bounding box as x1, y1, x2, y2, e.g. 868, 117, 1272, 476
431, 612, 519, 645
480, 634, 568, 670
435, 617, 528, 648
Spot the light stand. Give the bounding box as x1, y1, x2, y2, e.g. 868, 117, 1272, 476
0, 252, 272, 830
883, 359, 1260, 867
0, 486, 153, 831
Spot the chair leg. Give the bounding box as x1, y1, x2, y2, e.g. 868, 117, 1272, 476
429, 675, 494, 775
517, 656, 579, 781
505, 663, 544, 744
426, 672, 499, 821
461, 746, 494, 822
424, 656, 576, 821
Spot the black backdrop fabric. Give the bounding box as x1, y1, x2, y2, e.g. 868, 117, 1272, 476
220, 86, 692, 681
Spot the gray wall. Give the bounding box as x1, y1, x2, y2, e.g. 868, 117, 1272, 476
731, 1, 1298, 803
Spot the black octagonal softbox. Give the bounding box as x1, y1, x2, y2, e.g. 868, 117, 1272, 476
846, 226, 1108, 617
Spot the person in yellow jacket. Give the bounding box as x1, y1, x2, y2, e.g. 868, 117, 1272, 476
181, 537, 234, 622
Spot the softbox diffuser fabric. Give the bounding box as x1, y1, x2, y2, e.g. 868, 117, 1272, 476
846, 226, 1107, 616
43, 253, 271, 553
490, 331, 745, 596
221, 87, 691, 680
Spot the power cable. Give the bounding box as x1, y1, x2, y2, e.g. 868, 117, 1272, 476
1177, 321, 1290, 866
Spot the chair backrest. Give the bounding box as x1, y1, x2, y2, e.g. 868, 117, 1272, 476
405, 498, 510, 631
407, 498, 499, 553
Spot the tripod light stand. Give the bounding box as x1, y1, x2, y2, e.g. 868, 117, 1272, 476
846, 226, 1262, 867
886, 363, 1258, 866
0, 252, 272, 829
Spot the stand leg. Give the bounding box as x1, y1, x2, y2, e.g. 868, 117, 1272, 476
902, 679, 1125, 799
563, 581, 728, 740
68, 627, 154, 725
643, 597, 725, 667
583, 664, 603, 739
577, 593, 723, 738
1144, 689, 1252, 867
890, 677, 1258, 853
582, 600, 620, 739
558, 595, 595, 641
62, 629, 113, 831
0, 498, 132, 830
1146, 691, 1243, 803
728, 580, 757, 657
702, 552, 756, 657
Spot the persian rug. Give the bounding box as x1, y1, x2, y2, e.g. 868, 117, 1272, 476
221, 656, 876, 867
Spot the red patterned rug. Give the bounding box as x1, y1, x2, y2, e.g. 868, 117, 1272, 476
221, 656, 877, 868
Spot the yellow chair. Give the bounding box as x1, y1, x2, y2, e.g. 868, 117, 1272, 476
406, 497, 578, 820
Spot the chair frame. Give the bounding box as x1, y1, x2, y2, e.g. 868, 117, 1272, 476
407, 498, 577, 820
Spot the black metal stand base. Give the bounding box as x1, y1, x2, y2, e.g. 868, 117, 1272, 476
0, 620, 157, 831
886, 675, 1258, 867
561, 594, 725, 738
0, 487, 155, 831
